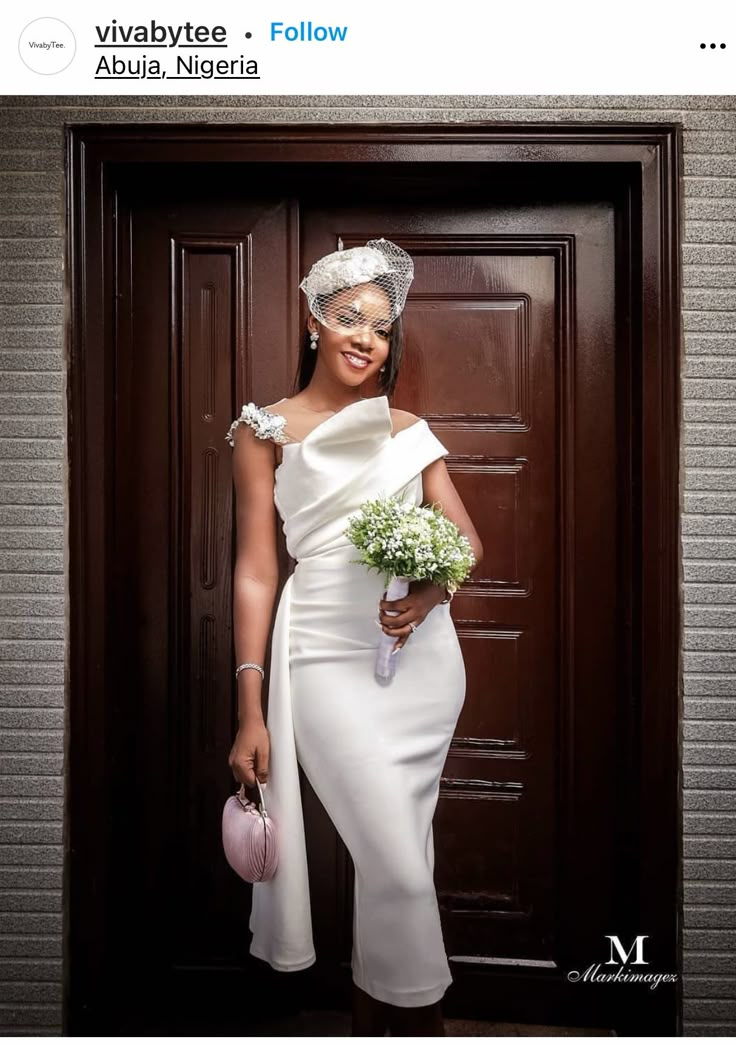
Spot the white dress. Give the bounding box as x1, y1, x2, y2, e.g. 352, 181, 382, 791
226, 394, 466, 1007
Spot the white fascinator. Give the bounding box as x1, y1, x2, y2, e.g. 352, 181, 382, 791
299, 238, 414, 333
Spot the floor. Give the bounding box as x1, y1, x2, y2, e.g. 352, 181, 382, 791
255, 1010, 617, 1036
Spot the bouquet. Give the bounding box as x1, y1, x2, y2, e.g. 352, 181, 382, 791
344, 495, 475, 683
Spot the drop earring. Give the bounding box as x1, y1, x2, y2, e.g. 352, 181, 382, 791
310, 330, 319, 350
379, 365, 385, 372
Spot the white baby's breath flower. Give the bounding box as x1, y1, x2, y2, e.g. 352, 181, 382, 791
344, 493, 475, 592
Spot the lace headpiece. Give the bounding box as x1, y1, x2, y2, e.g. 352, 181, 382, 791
299, 238, 414, 333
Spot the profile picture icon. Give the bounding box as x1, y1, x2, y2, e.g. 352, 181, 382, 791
18, 17, 76, 75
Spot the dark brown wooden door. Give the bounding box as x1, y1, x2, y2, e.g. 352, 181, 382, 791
107, 172, 299, 1031
301, 186, 623, 1031
94, 160, 666, 1034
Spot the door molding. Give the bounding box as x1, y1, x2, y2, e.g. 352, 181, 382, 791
65, 122, 682, 1034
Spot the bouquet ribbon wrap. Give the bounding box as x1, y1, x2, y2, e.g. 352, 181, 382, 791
375, 575, 410, 683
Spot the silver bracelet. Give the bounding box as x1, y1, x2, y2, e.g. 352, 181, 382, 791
235, 662, 265, 681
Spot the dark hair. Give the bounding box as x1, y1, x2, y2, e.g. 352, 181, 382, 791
293, 312, 405, 398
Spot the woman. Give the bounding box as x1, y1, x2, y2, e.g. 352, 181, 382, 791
226, 239, 483, 1036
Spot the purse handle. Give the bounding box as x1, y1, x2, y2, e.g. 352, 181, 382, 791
237, 778, 269, 818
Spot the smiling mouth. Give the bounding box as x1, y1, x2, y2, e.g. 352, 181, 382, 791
342, 352, 370, 369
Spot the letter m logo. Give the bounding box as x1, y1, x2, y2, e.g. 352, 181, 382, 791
604, 935, 649, 965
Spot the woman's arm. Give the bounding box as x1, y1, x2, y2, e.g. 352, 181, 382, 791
230, 422, 281, 726
390, 407, 483, 574
377, 451, 484, 651
421, 457, 484, 575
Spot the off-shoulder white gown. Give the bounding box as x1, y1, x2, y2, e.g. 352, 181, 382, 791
227, 394, 466, 1007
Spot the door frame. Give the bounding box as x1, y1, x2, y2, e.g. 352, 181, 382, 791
64, 121, 682, 1033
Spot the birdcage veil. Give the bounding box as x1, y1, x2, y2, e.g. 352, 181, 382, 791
299, 238, 414, 333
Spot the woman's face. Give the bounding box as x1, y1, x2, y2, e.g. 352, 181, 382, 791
308, 283, 393, 387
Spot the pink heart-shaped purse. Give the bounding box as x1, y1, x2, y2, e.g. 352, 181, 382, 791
222, 778, 278, 882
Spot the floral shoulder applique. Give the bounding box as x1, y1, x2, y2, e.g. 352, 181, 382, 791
225, 402, 289, 447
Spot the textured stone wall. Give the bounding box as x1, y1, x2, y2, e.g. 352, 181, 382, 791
0, 94, 734, 1035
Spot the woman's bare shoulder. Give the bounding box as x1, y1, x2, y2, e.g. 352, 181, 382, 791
389, 407, 421, 435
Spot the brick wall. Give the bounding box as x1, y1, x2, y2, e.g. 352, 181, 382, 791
0, 94, 734, 1035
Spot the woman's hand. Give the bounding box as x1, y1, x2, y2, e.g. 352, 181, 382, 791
229, 718, 270, 788
377, 579, 446, 653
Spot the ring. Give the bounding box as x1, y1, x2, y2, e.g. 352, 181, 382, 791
409, 622, 418, 633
